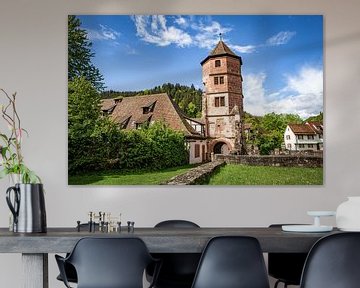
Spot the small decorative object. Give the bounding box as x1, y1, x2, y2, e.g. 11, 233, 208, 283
336, 197, 360, 231
0, 89, 46, 233
282, 211, 335, 232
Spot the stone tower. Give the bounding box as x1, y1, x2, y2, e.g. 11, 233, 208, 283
201, 39, 245, 155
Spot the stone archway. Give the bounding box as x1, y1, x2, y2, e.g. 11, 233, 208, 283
210, 139, 232, 155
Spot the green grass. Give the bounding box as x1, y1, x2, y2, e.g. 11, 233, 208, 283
208, 164, 323, 185
68, 165, 195, 185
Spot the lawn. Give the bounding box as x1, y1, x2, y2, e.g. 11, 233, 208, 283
208, 164, 323, 185
68, 165, 195, 185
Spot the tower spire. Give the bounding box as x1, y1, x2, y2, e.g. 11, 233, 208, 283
219, 33, 223, 41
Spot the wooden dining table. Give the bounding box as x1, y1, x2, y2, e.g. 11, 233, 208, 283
0, 226, 339, 288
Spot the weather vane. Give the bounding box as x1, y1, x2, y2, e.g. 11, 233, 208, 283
219, 33, 223, 41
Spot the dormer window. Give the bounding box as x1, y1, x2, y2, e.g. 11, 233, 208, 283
119, 116, 131, 129
215, 60, 221, 67
135, 115, 152, 129
142, 101, 156, 114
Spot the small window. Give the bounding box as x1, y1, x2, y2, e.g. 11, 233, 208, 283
142, 101, 156, 114
220, 96, 225, 106
287, 144, 291, 149
298, 135, 303, 140
195, 144, 200, 158
215, 60, 221, 67
308, 144, 314, 148
214, 76, 224, 85
308, 135, 314, 140
286, 135, 290, 140
120, 117, 131, 129
215, 96, 225, 107
299, 144, 305, 148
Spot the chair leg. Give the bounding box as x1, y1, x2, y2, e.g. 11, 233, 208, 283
274, 280, 289, 288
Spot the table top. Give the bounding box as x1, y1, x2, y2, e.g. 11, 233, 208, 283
0, 227, 340, 254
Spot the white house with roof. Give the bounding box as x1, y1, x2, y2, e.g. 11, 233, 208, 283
284, 122, 323, 151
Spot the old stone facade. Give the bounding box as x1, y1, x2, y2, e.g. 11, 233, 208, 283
101, 40, 246, 164
201, 40, 245, 156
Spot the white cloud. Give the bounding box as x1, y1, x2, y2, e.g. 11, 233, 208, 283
131, 16, 297, 55
266, 31, 296, 46
87, 24, 121, 42
243, 73, 267, 115
174, 16, 188, 28
192, 20, 232, 49
229, 44, 256, 54
133, 15, 192, 47
243, 66, 323, 119
269, 67, 323, 118
132, 15, 236, 51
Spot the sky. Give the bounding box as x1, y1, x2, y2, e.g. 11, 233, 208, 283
76, 15, 323, 118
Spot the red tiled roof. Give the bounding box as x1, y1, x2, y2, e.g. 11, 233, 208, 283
101, 99, 117, 111
307, 122, 323, 133
288, 122, 324, 135
104, 93, 204, 138
288, 124, 317, 135
210, 40, 237, 57
201, 40, 242, 65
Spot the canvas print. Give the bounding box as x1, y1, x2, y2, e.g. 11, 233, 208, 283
68, 15, 323, 185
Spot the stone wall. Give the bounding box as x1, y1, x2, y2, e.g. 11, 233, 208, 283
215, 154, 323, 168
163, 160, 226, 185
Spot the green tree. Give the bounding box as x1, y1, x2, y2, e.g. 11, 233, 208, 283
306, 112, 323, 123
68, 15, 105, 91
245, 112, 302, 155
68, 77, 103, 138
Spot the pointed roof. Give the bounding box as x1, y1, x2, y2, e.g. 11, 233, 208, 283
210, 40, 237, 57
201, 40, 242, 65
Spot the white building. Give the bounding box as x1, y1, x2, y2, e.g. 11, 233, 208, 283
284, 122, 323, 151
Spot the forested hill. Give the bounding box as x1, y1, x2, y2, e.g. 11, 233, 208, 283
101, 83, 203, 118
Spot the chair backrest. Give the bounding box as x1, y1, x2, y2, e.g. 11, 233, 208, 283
191, 236, 270, 288
66, 237, 154, 288
151, 220, 201, 286
300, 232, 360, 288
155, 219, 200, 228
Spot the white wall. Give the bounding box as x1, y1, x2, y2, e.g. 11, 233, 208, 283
1, 0, 360, 287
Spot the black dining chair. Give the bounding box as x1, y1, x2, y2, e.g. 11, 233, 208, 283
55, 237, 161, 288
191, 236, 270, 288
147, 220, 201, 288
300, 232, 360, 288
56, 223, 99, 284
268, 224, 308, 288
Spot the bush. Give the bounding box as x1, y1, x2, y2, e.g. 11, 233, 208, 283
68, 122, 188, 175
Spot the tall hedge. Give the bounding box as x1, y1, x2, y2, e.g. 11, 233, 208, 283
69, 122, 189, 174
68, 77, 188, 174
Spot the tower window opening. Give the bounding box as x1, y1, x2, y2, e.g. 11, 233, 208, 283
215, 60, 221, 67
214, 76, 224, 85
215, 96, 225, 107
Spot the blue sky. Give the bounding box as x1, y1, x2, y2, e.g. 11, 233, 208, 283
76, 15, 323, 118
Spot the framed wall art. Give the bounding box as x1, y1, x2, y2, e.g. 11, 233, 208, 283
68, 15, 323, 185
